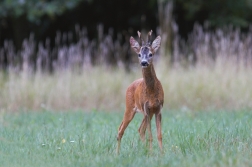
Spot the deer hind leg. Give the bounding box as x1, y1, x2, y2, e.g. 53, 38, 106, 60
138, 113, 154, 142
138, 117, 147, 141
117, 109, 136, 154
155, 110, 163, 153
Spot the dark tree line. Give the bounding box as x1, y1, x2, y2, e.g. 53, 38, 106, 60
1, 0, 252, 48
1, 0, 252, 71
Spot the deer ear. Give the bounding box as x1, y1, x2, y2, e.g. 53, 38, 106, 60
151, 36, 161, 53
130, 37, 141, 54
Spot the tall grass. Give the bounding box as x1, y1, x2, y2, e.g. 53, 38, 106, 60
1, 58, 252, 112
0, 25, 130, 72
172, 24, 252, 68
1, 23, 252, 112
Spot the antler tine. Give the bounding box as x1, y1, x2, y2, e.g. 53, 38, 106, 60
147, 30, 153, 46
137, 31, 144, 46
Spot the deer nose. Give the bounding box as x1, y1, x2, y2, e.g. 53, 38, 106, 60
141, 61, 148, 67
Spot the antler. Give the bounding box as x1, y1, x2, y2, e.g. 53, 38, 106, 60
137, 31, 145, 46
147, 30, 153, 46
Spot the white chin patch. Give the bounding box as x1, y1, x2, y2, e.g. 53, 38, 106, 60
141, 65, 149, 68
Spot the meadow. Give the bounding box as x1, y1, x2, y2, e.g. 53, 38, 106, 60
1, 110, 252, 167
1, 24, 252, 166
1, 59, 252, 112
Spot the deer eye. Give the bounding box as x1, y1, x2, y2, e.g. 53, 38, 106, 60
149, 54, 153, 57
138, 54, 141, 57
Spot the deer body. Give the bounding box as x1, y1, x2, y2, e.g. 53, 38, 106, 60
117, 30, 164, 154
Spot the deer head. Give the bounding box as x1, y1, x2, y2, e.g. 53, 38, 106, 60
130, 30, 161, 68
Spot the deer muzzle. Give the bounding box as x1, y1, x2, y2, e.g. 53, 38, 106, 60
141, 61, 149, 67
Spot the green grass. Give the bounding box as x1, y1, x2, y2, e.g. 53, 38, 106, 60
1, 110, 252, 167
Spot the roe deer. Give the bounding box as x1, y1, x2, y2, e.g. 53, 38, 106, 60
117, 30, 164, 154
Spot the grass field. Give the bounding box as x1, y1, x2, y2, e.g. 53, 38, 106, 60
1, 110, 252, 167
2, 22, 252, 167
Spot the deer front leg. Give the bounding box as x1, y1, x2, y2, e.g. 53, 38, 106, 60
117, 109, 136, 154
144, 102, 153, 150
155, 111, 163, 153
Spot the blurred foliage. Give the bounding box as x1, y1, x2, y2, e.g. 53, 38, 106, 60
0, 0, 159, 49
1, 0, 252, 49
176, 0, 252, 28
0, 0, 88, 23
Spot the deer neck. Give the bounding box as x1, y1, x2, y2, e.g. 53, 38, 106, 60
142, 64, 157, 89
